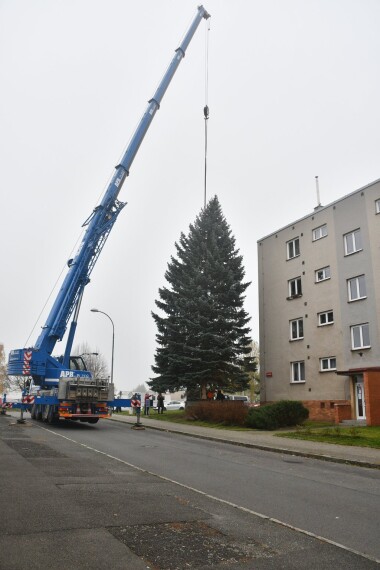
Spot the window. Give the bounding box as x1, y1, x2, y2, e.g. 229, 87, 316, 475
290, 318, 304, 340
291, 361, 305, 382
344, 229, 362, 255
312, 224, 327, 241
287, 237, 300, 260
318, 310, 334, 326
376, 199, 380, 214
320, 357, 337, 371
315, 266, 331, 282
348, 275, 366, 301
351, 323, 370, 350
288, 277, 302, 298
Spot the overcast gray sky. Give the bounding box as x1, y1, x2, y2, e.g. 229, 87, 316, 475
1, 0, 379, 393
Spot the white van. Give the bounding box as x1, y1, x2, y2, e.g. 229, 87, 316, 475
224, 395, 250, 405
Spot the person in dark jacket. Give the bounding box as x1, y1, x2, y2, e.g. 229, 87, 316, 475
157, 393, 165, 414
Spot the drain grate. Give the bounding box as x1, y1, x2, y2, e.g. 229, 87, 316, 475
109, 520, 269, 569
3, 439, 65, 458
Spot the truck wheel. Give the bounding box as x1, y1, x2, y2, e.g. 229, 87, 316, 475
35, 406, 43, 421
47, 406, 56, 425
30, 404, 36, 419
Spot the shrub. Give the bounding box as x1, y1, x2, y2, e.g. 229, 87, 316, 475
245, 400, 309, 430
245, 405, 278, 430
184, 400, 248, 426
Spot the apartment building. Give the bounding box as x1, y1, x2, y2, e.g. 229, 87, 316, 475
258, 179, 380, 425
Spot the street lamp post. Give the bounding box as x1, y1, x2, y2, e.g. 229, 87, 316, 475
91, 309, 114, 384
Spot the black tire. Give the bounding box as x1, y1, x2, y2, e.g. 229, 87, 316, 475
30, 404, 36, 419
35, 405, 43, 421
47, 405, 57, 425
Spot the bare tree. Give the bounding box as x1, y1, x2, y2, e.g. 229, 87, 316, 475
0, 344, 10, 394
73, 342, 109, 380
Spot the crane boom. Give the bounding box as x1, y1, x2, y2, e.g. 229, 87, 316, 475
8, 5, 210, 388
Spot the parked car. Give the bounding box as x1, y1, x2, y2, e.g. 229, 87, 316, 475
224, 395, 250, 405
164, 400, 185, 411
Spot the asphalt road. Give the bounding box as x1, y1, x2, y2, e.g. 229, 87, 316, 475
42, 417, 380, 561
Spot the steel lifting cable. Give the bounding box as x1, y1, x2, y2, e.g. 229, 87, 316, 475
203, 17, 210, 208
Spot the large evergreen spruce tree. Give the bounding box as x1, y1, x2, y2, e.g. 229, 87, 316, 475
149, 196, 253, 399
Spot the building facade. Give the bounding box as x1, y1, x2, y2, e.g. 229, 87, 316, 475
258, 179, 380, 424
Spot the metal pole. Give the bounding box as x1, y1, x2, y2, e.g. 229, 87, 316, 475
17, 378, 26, 424
90, 309, 115, 384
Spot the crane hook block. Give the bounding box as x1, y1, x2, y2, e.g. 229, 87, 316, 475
204, 105, 209, 119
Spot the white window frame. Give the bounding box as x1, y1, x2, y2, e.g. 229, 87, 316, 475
312, 224, 327, 241
344, 229, 362, 255
351, 323, 370, 350
288, 277, 302, 298
320, 357, 337, 371
287, 237, 300, 260
347, 275, 366, 302
318, 310, 334, 326
376, 199, 380, 214
290, 318, 304, 341
315, 266, 331, 283
291, 361, 305, 383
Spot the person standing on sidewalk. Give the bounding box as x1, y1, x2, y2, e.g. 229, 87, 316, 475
157, 393, 165, 414
144, 393, 151, 415
131, 393, 142, 424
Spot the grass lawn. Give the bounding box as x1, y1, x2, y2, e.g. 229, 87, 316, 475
133, 410, 252, 431
277, 424, 380, 449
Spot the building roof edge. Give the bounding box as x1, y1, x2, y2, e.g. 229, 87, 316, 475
257, 177, 380, 243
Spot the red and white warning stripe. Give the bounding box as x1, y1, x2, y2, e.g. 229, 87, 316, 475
23, 349, 32, 375
22, 395, 35, 404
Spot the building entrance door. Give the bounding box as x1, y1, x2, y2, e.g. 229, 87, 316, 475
355, 376, 366, 420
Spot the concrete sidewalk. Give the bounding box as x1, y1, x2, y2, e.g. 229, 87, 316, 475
109, 413, 380, 469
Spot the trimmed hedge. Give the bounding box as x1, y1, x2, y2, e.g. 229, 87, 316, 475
245, 400, 309, 430
185, 400, 248, 426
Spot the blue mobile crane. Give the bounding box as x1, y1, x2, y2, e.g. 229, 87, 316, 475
6, 5, 210, 424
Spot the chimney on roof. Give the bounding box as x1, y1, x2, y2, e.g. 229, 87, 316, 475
314, 176, 323, 210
